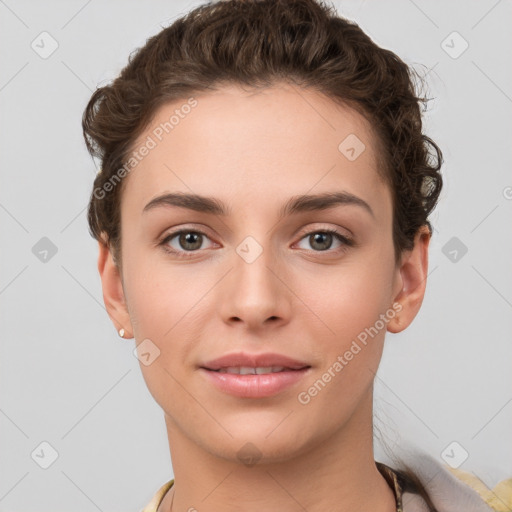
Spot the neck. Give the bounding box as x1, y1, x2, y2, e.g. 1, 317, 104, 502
158, 389, 396, 512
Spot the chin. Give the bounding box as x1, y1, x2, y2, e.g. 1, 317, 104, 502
202, 427, 314, 466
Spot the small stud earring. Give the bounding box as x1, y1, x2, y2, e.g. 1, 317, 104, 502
119, 328, 125, 338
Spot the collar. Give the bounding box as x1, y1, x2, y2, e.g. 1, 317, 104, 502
377, 461, 405, 512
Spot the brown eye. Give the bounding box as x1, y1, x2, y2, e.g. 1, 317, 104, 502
296, 229, 354, 253
160, 229, 215, 258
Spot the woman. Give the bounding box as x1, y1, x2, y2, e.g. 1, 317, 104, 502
82, 0, 502, 510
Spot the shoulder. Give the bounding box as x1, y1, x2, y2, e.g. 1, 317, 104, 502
387, 450, 509, 512
446, 467, 512, 512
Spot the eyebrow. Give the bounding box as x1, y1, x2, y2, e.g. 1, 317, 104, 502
142, 191, 374, 219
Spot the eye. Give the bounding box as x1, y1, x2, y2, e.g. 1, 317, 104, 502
160, 229, 215, 258
295, 228, 354, 253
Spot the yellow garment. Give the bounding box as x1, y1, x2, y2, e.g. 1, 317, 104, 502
141, 479, 174, 512
447, 467, 512, 512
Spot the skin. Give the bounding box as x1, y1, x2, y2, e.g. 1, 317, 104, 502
97, 82, 430, 512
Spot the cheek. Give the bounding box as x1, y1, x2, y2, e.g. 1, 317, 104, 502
291, 271, 389, 426
123, 251, 219, 371
289, 256, 394, 402
293, 258, 393, 346
123, 259, 208, 408
125, 252, 208, 339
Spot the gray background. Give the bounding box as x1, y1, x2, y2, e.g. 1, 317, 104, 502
1, 1, 511, 511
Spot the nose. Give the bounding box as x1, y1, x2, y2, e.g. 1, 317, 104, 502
218, 238, 292, 332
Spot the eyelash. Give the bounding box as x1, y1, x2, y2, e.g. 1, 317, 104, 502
159, 227, 354, 259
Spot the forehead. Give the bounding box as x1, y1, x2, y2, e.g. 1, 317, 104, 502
122, 82, 391, 221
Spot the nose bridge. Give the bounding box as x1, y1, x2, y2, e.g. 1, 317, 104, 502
219, 233, 289, 326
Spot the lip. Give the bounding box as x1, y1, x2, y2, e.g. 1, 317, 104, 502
199, 352, 311, 398
200, 367, 311, 398
201, 352, 310, 371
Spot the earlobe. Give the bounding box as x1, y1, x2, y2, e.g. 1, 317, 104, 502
387, 226, 431, 334
97, 238, 133, 339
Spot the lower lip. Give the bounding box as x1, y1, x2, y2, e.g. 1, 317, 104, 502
200, 368, 310, 398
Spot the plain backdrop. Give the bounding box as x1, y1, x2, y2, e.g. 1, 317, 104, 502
1, 1, 511, 511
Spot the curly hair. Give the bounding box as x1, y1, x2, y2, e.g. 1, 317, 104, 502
82, 0, 443, 270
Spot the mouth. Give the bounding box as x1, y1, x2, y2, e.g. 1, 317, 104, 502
199, 364, 311, 398
201, 351, 310, 371
199, 352, 312, 398
203, 365, 309, 374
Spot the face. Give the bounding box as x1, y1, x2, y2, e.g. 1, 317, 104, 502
98, 82, 429, 464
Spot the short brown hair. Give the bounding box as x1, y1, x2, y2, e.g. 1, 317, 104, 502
82, 0, 443, 269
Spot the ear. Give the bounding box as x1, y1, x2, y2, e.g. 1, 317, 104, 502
387, 225, 430, 333
97, 236, 133, 338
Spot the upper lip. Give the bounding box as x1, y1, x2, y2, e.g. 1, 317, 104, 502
201, 352, 311, 371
